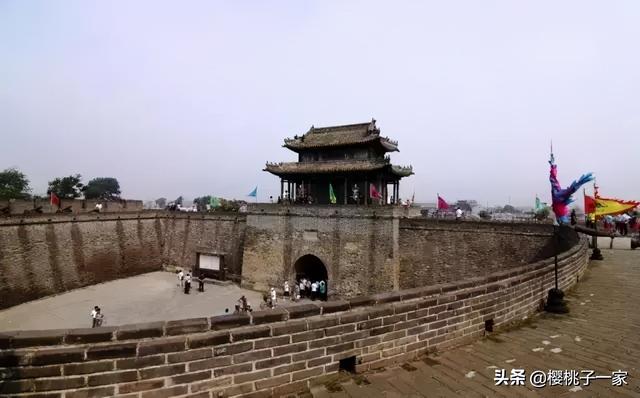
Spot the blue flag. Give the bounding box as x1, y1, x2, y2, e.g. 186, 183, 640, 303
247, 186, 257, 197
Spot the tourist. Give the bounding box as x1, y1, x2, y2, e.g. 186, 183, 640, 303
240, 295, 248, 311
198, 273, 205, 292
455, 207, 463, 221
299, 278, 306, 298
283, 281, 290, 300
177, 269, 184, 288
95, 203, 103, 213
270, 287, 277, 308
570, 209, 577, 225
270, 196, 274, 203
91, 306, 100, 328
184, 272, 192, 294
319, 280, 326, 301
293, 284, 300, 301
310, 281, 318, 301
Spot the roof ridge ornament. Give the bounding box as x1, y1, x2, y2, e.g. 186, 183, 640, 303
368, 118, 377, 132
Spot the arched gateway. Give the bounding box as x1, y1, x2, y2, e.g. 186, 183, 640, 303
294, 254, 328, 298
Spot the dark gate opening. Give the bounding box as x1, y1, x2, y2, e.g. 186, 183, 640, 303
294, 254, 329, 300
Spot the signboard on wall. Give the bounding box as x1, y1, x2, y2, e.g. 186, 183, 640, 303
199, 254, 220, 271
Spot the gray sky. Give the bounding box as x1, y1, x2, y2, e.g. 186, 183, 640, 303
1, 1, 638, 207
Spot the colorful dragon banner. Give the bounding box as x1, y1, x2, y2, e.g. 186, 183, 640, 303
549, 152, 594, 224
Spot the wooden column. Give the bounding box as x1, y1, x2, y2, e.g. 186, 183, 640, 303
280, 179, 284, 201
344, 178, 348, 205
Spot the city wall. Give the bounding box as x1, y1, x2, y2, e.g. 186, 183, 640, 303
241, 205, 557, 297
0, 199, 144, 215
0, 213, 245, 310
0, 206, 559, 310
0, 238, 589, 397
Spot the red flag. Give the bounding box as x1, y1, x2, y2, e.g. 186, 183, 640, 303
369, 184, 382, 199
50, 192, 60, 207
437, 195, 449, 210
584, 194, 596, 214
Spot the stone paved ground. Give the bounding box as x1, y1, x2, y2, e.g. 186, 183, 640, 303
311, 249, 640, 397
0, 272, 264, 330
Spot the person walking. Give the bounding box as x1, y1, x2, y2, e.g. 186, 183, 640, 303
293, 284, 300, 301
91, 306, 100, 328
184, 272, 192, 294
198, 273, 205, 292
311, 281, 318, 301
455, 207, 463, 221
299, 279, 306, 299
177, 269, 184, 288
270, 287, 277, 308
283, 281, 290, 300
319, 280, 326, 301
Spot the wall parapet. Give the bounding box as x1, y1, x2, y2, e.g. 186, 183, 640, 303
0, 239, 589, 397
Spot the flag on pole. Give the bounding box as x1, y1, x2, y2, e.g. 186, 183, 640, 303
50, 192, 60, 208
437, 194, 449, 210
369, 184, 382, 199
247, 187, 257, 198
585, 195, 638, 217
329, 184, 337, 204
209, 196, 220, 208
584, 192, 596, 215
535, 196, 548, 212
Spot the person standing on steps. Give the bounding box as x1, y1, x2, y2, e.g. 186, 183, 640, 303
283, 281, 290, 301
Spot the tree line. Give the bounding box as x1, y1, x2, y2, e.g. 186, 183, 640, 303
0, 168, 121, 201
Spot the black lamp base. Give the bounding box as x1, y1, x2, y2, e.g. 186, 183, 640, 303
590, 247, 604, 260
545, 288, 569, 314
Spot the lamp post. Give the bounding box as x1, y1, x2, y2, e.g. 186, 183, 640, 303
545, 224, 569, 313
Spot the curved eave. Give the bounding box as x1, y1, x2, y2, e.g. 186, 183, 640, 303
390, 165, 414, 177
283, 137, 399, 153
264, 161, 389, 176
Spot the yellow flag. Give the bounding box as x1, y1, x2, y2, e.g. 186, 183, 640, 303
594, 197, 639, 217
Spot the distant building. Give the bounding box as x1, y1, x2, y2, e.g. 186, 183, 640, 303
264, 119, 413, 205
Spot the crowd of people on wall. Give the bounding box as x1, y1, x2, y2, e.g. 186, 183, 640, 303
585, 212, 638, 236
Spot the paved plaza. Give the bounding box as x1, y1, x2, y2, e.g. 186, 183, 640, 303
0, 272, 264, 331
311, 249, 640, 397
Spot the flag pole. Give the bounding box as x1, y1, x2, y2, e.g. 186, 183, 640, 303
590, 180, 603, 260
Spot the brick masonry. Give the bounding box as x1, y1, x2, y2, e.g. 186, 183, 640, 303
0, 238, 589, 397
241, 205, 557, 297
1, 205, 558, 309
0, 212, 245, 309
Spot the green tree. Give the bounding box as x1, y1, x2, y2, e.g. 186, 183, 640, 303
155, 197, 167, 208
0, 168, 31, 200
502, 204, 517, 213
535, 207, 551, 221
174, 196, 183, 205
48, 174, 84, 199
83, 177, 121, 200
193, 196, 211, 212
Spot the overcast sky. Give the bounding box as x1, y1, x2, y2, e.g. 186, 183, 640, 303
1, 1, 638, 206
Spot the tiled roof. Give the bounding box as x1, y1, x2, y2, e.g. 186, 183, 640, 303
283, 119, 399, 152
264, 159, 413, 176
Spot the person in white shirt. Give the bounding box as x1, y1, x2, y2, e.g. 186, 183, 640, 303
283, 281, 290, 300
455, 207, 463, 221
270, 287, 277, 308
311, 281, 318, 301
91, 306, 99, 328
299, 279, 306, 299
178, 270, 184, 287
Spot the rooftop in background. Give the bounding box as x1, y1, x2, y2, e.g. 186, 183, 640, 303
283, 119, 399, 153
